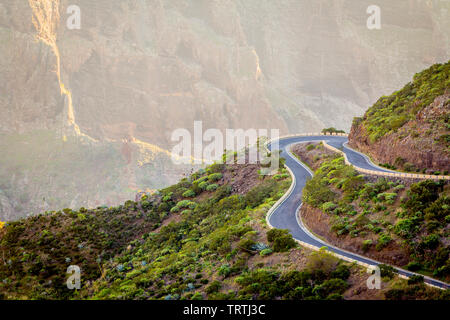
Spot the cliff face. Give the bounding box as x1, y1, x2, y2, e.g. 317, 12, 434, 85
349, 62, 450, 174
1, 0, 450, 220
2, 0, 450, 139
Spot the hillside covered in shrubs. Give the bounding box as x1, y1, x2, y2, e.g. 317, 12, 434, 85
349, 61, 449, 173
0, 159, 350, 300
2, 156, 444, 300
295, 142, 450, 286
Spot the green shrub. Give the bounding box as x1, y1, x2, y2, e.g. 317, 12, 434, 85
312, 278, 349, 299
170, 206, 180, 213
420, 234, 440, 250
303, 176, 337, 207
404, 180, 441, 212
322, 202, 337, 213
182, 189, 196, 198
206, 281, 222, 294
273, 235, 297, 252
378, 264, 397, 279
377, 192, 397, 204
362, 239, 372, 252
235, 269, 281, 299
404, 162, 417, 172
267, 229, 297, 252
342, 176, 365, 193
375, 233, 391, 251
260, 248, 273, 256
206, 163, 224, 174
238, 239, 257, 252
176, 200, 193, 208
206, 184, 218, 192
394, 219, 418, 239
208, 173, 223, 182
191, 292, 203, 300
406, 261, 422, 271
218, 264, 231, 278
193, 176, 208, 184
198, 181, 209, 190
245, 179, 278, 208
424, 195, 449, 222
407, 275, 424, 285
331, 264, 351, 280
267, 229, 287, 243
162, 192, 173, 202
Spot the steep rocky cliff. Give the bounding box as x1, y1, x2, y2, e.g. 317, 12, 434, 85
2, 0, 449, 139
1, 0, 449, 220
349, 61, 450, 173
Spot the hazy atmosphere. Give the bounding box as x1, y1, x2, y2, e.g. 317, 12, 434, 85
1, 0, 449, 220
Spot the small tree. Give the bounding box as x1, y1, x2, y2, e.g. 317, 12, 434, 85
266, 229, 297, 252
322, 127, 346, 135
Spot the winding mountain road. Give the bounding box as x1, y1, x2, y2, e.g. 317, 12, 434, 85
267, 135, 450, 290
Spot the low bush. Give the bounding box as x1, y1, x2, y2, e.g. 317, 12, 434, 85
406, 261, 422, 271
260, 248, 273, 257
362, 239, 372, 252
206, 281, 222, 294
375, 233, 391, 251
182, 189, 196, 198
378, 264, 397, 279
266, 229, 297, 252
206, 184, 218, 192
407, 275, 424, 285
330, 264, 350, 280
208, 173, 223, 182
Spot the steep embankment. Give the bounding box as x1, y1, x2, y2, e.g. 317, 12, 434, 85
349, 61, 450, 174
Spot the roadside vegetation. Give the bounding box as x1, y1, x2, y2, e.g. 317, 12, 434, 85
297, 143, 450, 285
